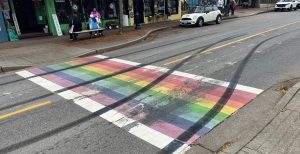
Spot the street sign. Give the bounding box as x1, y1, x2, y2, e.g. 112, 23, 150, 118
12, 13, 21, 35
52, 14, 63, 36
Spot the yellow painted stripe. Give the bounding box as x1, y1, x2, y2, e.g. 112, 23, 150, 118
164, 21, 300, 66
0, 101, 51, 120
194, 99, 237, 115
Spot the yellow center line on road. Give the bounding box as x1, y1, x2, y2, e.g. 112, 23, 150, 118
164, 21, 300, 66
0, 101, 51, 120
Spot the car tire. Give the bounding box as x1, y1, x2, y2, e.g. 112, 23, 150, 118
288, 5, 292, 11
216, 15, 222, 24
197, 18, 204, 27
294, 7, 297, 11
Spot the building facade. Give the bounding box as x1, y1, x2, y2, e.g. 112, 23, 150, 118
1, 0, 181, 42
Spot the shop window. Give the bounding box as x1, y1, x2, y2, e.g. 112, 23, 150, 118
123, 0, 129, 15
167, 0, 178, 14
144, 0, 154, 17
155, 0, 165, 15
103, 0, 118, 19
55, 0, 72, 24
83, 0, 98, 21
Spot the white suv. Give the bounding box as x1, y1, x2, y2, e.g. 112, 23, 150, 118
180, 5, 222, 27
275, 0, 298, 11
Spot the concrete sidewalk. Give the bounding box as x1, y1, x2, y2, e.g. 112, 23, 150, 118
0, 7, 273, 73
0, 21, 177, 72
236, 81, 300, 154
186, 78, 300, 154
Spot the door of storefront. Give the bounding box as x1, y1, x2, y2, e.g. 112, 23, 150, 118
133, 0, 144, 23
14, 0, 46, 33
0, 12, 9, 42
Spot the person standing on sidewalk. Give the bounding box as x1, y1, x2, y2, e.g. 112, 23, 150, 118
69, 14, 82, 40
230, 0, 237, 15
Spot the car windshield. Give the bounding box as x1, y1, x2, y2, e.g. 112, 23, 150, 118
283, 0, 292, 2
194, 6, 205, 13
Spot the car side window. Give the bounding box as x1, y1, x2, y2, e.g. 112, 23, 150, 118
205, 6, 212, 12
213, 6, 219, 11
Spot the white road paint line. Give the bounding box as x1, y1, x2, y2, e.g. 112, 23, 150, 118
108, 57, 141, 66
94, 55, 108, 59
17, 70, 189, 152
29, 77, 64, 92
15, 55, 263, 94
73, 98, 104, 113
16, 70, 35, 78
128, 123, 175, 149
58, 90, 81, 100
94, 55, 263, 94
101, 110, 135, 127
173, 144, 191, 154
16, 55, 263, 152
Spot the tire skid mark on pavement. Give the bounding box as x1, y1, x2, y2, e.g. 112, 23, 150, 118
0, 35, 243, 113
164, 20, 300, 66
15, 55, 262, 153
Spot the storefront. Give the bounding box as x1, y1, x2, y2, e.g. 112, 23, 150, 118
53, 0, 181, 34
129, 0, 181, 25
54, 0, 121, 33
2, 0, 181, 39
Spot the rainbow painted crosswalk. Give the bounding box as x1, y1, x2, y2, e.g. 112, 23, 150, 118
17, 55, 262, 153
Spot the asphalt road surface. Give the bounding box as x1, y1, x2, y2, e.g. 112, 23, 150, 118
1, 11, 300, 154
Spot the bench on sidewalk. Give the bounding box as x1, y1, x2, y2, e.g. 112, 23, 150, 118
71, 28, 105, 40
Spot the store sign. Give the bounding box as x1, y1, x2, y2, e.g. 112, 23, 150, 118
52, 14, 63, 36
12, 13, 21, 35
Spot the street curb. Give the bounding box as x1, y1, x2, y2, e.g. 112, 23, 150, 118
0, 26, 174, 73
0, 65, 32, 73
1, 10, 273, 73
273, 82, 300, 110
76, 10, 274, 58
221, 81, 300, 154
76, 9, 273, 58
77, 26, 171, 58
186, 79, 300, 154
222, 9, 274, 21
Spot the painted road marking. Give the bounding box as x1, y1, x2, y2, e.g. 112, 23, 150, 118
164, 21, 300, 66
0, 101, 51, 120
16, 55, 263, 153
94, 55, 263, 94
17, 72, 190, 154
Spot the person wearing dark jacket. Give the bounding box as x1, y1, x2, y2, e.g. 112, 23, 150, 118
69, 14, 82, 40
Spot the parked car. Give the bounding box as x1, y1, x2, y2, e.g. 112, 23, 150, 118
296, 0, 300, 8
275, 0, 298, 11
180, 5, 222, 27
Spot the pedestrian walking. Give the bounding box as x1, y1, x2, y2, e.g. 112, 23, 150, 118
69, 14, 82, 40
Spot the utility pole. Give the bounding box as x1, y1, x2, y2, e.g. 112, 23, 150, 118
119, 0, 124, 34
